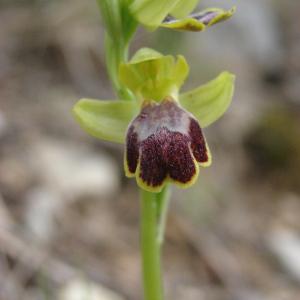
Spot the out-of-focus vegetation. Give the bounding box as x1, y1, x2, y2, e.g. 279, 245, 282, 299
244, 107, 300, 192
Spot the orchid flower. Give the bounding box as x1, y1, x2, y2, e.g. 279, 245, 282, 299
130, 0, 235, 31
73, 48, 235, 192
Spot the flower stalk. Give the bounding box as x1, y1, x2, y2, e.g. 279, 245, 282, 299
141, 189, 164, 300
156, 185, 171, 246
96, 0, 136, 100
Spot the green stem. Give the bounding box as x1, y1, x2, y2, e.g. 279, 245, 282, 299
156, 186, 171, 246
140, 189, 163, 300
97, 0, 136, 101
104, 34, 132, 100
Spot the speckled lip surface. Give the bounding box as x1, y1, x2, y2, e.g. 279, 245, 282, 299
163, 11, 219, 25
125, 98, 209, 189
192, 11, 219, 24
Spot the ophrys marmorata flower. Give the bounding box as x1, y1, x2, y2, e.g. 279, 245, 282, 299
73, 48, 234, 192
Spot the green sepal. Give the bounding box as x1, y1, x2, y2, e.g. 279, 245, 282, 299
130, 47, 163, 64
179, 72, 235, 128
161, 7, 235, 32
119, 48, 189, 102
72, 99, 139, 144
170, 0, 199, 19
130, 0, 181, 28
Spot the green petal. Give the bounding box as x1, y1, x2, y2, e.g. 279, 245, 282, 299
119, 48, 189, 102
161, 7, 235, 32
72, 99, 139, 144
130, 0, 181, 28
179, 72, 235, 128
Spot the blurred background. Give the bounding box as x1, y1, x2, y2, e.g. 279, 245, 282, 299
0, 0, 300, 299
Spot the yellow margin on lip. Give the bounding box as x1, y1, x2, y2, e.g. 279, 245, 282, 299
135, 146, 202, 193
198, 141, 212, 168
168, 152, 200, 190
124, 148, 137, 178
136, 161, 166, 193
124, 140, 212, 193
